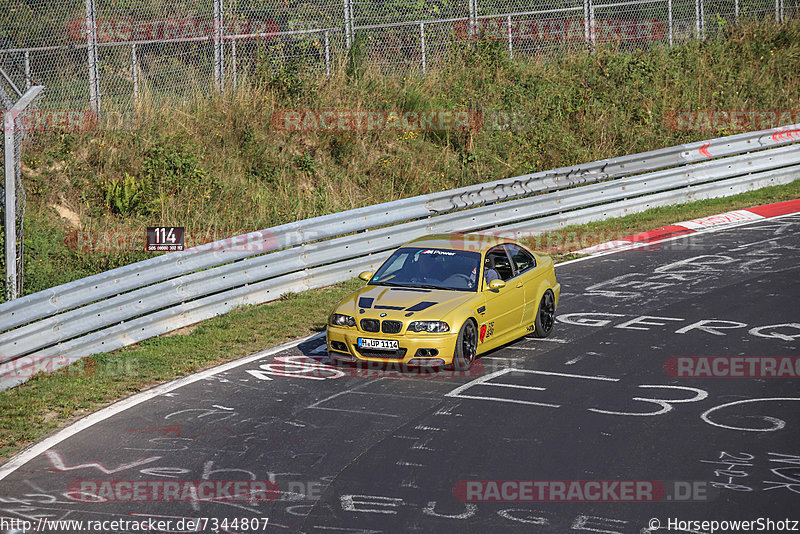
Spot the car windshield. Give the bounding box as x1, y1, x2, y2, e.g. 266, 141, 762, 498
370, 247, 481, 292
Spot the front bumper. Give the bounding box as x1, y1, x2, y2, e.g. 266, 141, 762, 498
326, 325, 459, 366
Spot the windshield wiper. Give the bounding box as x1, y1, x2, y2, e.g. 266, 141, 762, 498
402, 283, 447, 290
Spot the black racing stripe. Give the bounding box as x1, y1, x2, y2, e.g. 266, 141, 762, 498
358, 297, 374, 309
375, 305, 405, 310
405, 301, 438, 312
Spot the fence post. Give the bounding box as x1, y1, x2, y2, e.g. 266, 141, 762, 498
695, 0, 700, 38
131, 44, 138, 98
590, 1, 596, 51
213, 0, 223, 91
231, 39, 237, 90
735, 0, 739, 23
344, 0, 352, 49
507, 15, 513, 59
85, 0, 100, 116
700, 0, 705, 39
2, 85, 43, 301
23, 52, 31, 90
3, 111, 16, 300
324, 30, 331, 77
668, 0, 673, 46
420, 22, 427, 74
584, 0, 590, 45
469, 0, 478, 38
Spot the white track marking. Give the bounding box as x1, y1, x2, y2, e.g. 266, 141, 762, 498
309, 406, 399, 418
557, 210, 800, 266
2, 210, 797, 481
396, 461, 424, 467
513, 369, 619, 381
450, 394, 561, 408
523, 337, 570, 343
444, 368, 516, 398
0, 333, 323, 481
588, 385, 708, 416
482, 383, 547, 391
701, 397, 800, 432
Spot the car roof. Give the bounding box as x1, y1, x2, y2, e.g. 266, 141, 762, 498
403, 233, 515, 252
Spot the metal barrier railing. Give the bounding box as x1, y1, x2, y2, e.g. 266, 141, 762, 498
0, 122, 798, 390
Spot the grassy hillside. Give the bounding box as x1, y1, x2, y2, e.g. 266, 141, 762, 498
8, 19, 800, 299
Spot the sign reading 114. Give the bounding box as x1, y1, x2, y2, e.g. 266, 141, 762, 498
146, 227, 185, 252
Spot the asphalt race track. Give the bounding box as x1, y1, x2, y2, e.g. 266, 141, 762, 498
1, 214, 799, 534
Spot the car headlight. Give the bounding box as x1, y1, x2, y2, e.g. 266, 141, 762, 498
330, 313, 356, 327
408, 321, 450, 333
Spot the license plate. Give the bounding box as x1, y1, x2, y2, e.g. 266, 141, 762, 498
357, 338, 399, 350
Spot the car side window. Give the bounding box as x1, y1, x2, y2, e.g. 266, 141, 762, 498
372, 252, 410, 282
485, 247, 514, 282
505, 244, 536, 274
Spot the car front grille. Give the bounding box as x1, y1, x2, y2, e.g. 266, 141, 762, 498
360, 319, 380, 332
381, 320, 403, 334
355, 347, 407, 359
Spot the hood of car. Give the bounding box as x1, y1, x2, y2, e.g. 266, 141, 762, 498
336, 285, 477, 322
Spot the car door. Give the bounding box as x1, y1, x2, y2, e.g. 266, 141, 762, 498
505, 243, 546, 326
482, 245, 525, 340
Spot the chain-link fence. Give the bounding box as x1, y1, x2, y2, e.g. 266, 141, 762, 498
1, 0, 798, 114
1, 85, 44, 300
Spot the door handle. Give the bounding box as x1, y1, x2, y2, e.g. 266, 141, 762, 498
516, 281, 524, 288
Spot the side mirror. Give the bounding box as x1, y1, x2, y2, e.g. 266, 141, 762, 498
358, 271, 374, 282
488, 279, 506, 290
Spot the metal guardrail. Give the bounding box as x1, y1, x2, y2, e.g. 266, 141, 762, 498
1, 123, 799, 389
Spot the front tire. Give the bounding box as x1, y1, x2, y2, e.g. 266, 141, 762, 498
452, 320, 478, 370
532, 289, 556, 338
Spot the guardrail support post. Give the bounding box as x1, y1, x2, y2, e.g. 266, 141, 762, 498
324, 30, 331, 77
131, 44, 138, 98
85, 0, 100, 116
420, 22, 426, 74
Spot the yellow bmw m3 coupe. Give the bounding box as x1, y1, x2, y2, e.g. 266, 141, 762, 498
326, 233, 561, 370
